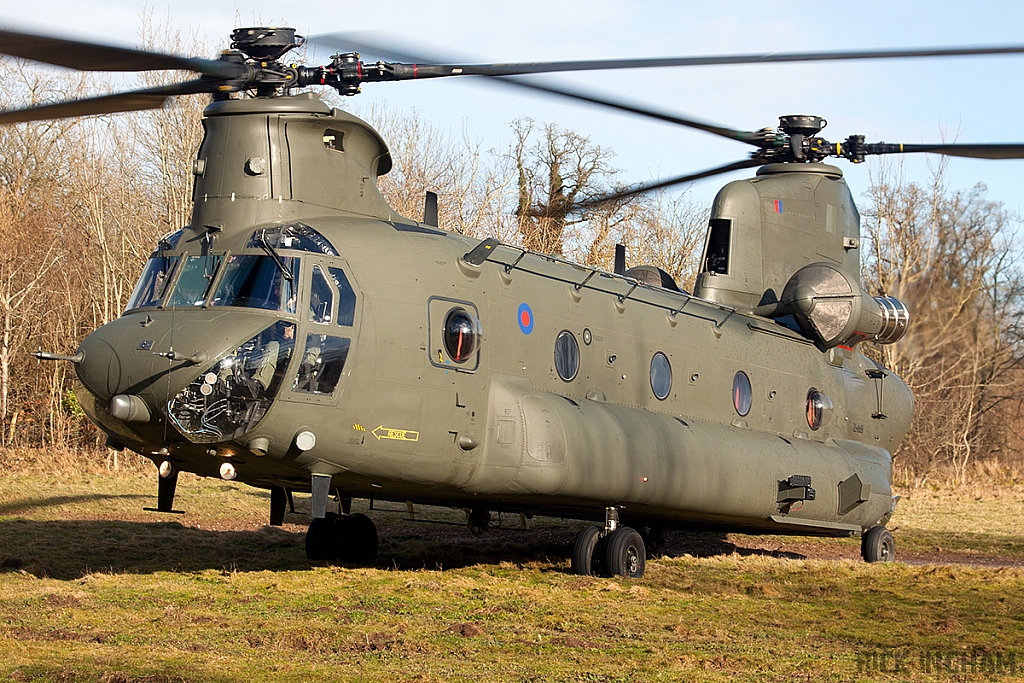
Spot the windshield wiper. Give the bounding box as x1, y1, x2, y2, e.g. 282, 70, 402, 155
257, 229, 294, 282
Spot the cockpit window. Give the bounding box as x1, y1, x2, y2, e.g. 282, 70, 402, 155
328, 267, 356, 326
166, 255, 222, 308
126, 256, 180, 310
309, 266, 333, 323
155, 228, 184, 254
210, 255, 299, 313
293, 334, 351, 396
246, 223, 337, 255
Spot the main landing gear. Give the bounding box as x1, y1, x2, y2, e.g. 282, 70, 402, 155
305, 512, 379, 564
570, 508, 646, 579
861, 525, 895, 562
304, 474, 378, 564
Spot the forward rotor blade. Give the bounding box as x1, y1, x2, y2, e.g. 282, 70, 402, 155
312, 33, 1024, 77
308, 32, 420, 63
0, 78, 217, 124
0, 27, 239, 77
490, 79, 757, 145
861, 142, 1024, 160
581, 159, 764, 207
311, 33, 756, 145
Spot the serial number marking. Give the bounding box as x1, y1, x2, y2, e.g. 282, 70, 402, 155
372, 425, 420, 442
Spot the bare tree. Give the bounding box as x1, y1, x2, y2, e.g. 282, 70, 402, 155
511, 118, 620, 255
362, 104, 515, 238
862, 159, 1024, 482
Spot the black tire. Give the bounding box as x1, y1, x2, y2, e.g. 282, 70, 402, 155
604, 526, 646, 578
862, 526, 895, 562
336, 513, 379, 564
571, 525, 602, 576
305, 512, 339, 561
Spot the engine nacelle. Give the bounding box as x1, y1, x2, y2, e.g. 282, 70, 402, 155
779, 263, 910, 348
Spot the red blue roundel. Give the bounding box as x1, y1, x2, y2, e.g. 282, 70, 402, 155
517, 302, 534, 334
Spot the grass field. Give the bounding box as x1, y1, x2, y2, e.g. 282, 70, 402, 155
2, 462, 1023, 682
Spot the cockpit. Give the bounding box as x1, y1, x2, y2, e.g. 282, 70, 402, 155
124, 222, 358, 443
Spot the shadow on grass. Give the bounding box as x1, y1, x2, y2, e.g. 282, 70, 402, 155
0, 493, 149, 516
0, 519, 308, 579
0, 516, 581, 580
659, 531, 807, 561
0, 511, 828, 581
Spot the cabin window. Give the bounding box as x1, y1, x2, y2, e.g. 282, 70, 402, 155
733, 371, 752, 416
293, 334, 351, 395
309, 266, 333, 323
328, 267, 357, 326
210, 255, 299, 313
704, 218, 731, 274
554, 330, 580, 382
650, 352, 672, 400
166, 255, 222, 307
443, 308, 481, 364
806, 388, 834, 430
126, 256, 180, 309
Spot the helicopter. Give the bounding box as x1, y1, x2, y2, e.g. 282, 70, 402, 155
3, 25, 1024, 578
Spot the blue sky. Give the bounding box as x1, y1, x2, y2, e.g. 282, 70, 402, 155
4, 1, 1024, 219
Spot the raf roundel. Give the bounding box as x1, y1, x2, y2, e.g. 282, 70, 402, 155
517, 302, 534, 335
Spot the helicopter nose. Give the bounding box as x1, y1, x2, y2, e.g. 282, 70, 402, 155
75, 316, 170, 404
76, 335, 125, 401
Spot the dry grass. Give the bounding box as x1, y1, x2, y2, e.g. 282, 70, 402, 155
3, 449, 1024, 681
1, 447, 152, 476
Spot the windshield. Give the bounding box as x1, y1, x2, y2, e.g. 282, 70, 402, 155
210, 255, 299, 313
166, 255, 222, 307
126, 256, 180, 310
247, 223, 337, 255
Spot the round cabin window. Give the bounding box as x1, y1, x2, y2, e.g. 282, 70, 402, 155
733, 371, 752, 417
806, 388, 834, 430
650, 352, 672, 400
443, 308, 480, 363
554, 330, 580, 381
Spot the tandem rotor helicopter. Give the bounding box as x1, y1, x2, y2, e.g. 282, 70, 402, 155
3, 25, 1024, 578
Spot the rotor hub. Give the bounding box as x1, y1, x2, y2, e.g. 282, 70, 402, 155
230, 27, 304, 62
779, 115, 827, 137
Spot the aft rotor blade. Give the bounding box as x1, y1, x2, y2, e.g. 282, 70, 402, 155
0, 78, 217, 124
860, 142, 1024, 160
581, 159, 764, 207
0, 27, 239, 77
311, 33, 756, 145
311, 33, 1024, 77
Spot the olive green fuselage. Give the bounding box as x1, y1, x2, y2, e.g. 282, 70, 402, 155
75, 95, 912, 537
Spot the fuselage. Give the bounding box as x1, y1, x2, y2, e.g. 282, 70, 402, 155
73, 95, 913, 537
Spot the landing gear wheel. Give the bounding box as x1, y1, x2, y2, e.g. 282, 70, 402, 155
862, 526, 895, 563
571, 525, 602, 576
335, 513, 379, 564
305, 512, 339, 561
604, 526, 646, 578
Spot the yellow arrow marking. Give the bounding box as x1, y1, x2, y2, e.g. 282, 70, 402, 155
372, 425, 420, 442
